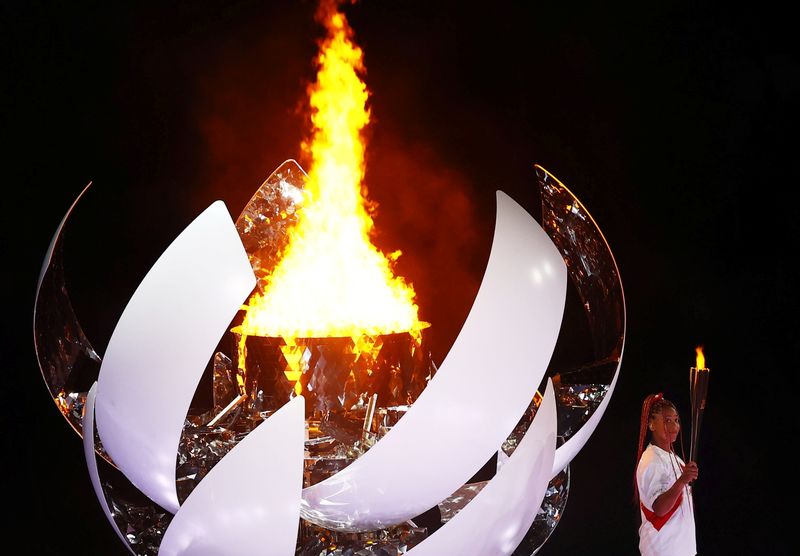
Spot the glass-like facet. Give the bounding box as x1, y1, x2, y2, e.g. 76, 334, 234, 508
297, 521, 428, 555
212, 351, 238, 415
33, 184, 102, 438
555, 382, 610, 440
234, 159, 308, 289
105, 480, 172, 555
438, 482, 489, 522
512, 466, 570, 555
537, 164, 624, 398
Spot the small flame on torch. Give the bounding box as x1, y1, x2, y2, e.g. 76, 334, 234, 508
695, 345, 706, 370
689, 345, 710, 464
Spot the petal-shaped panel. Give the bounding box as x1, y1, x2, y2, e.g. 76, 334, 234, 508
536, 166, 626, 476
83, 382, 136, 555
407, 380, 556, 555
301, 191, 567, 531
34, 182, 102, 437
158, 396, 305, 556
95, 201, 256, 513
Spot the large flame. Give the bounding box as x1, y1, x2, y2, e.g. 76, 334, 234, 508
239, 1, 423, 344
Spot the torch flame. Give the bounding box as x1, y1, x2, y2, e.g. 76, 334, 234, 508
695, 346, 706, 370
239, 0, 424, 344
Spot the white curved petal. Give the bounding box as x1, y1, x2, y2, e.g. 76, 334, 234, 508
302, 191, 567, 531
552, 350, 623, 476
408, 380, 557, 556
159, 397, 305, 556
95, 201, 256, 513
83, 382, 136, 555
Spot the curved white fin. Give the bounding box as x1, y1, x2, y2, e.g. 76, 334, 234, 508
83, 382, 136, 555
302, 191, 567, 531
408, 380, 557, 555
159, 397, 305, 556
95, 201, 256, 513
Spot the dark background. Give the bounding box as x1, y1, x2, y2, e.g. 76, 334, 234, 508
2, 1, 795, 553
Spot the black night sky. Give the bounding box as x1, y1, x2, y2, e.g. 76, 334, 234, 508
2, 1, 795, 554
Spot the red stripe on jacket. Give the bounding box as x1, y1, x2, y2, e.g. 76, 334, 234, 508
641, 494, 682, 531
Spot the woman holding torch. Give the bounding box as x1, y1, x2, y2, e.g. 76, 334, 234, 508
635, 393, 699, 555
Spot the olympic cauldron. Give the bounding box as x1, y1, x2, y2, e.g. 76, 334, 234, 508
34, 161, 625, 555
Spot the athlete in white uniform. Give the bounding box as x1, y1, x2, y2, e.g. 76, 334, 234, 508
635, 393, 698, 556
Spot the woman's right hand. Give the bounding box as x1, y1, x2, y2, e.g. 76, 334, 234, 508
679, 461, 699, 485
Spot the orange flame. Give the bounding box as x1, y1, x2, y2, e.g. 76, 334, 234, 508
239, 1, 424, 344
695, 346, 706, 369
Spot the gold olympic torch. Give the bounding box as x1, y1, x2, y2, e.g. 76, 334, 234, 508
689, 346, 710, 463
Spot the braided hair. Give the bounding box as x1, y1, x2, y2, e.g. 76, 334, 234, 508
634, 393, 686, 506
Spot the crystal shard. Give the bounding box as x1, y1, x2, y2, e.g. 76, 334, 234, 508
176, 425, 238, 504
511, 467, 570, 555
554, 382, 609, 439
212, 351, 237, 414
297, 521, 428, 555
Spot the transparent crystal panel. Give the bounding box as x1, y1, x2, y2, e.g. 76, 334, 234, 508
234, 159, 308, 291
537, 164, 624, 393
511, 466, 570, 555
33, 184, 102, 438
